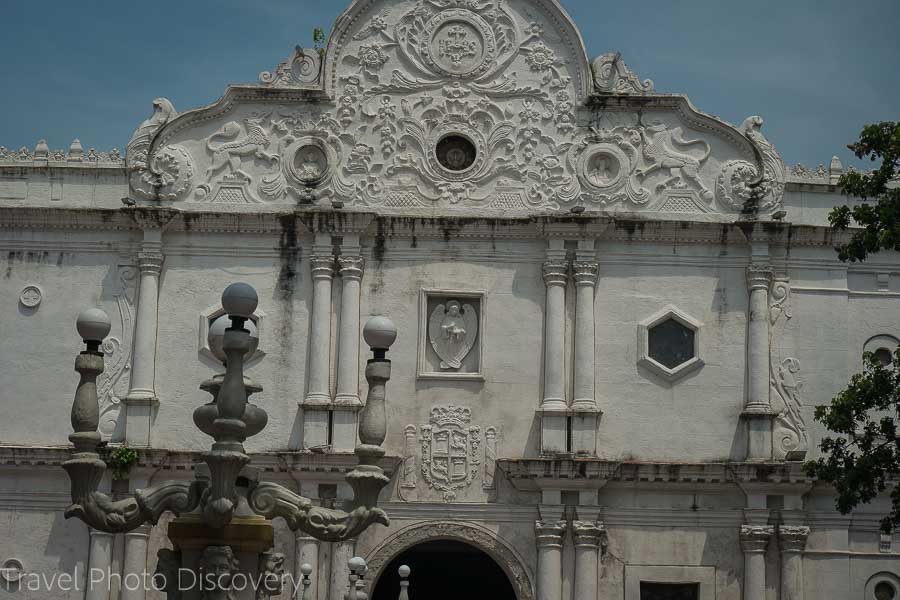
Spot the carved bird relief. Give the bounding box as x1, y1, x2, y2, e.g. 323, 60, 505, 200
428, 300, 478, 369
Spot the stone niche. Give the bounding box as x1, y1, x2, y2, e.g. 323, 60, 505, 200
418, 289, 485, 380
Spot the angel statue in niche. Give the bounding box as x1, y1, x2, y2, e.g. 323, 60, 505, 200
428, 300, 478, 369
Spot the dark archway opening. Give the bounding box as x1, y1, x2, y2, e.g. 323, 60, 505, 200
371, 539, 517, 600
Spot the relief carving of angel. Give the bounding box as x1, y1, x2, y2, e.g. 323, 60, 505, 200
428, 300, 478, 369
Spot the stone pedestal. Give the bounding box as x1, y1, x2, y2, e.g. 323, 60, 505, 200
166, 516, 275, 600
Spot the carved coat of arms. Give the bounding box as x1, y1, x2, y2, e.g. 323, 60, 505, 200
420, 406, 481, 501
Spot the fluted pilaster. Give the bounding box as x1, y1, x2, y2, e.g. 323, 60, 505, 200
535, 520, 567, 600
740, 525, 773, 600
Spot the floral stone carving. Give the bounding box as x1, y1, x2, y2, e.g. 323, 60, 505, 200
127, 99, 194, 201
768, 278, 808, 460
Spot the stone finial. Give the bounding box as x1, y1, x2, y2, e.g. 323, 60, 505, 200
829, 155, 844, 184
34, 139, 49, 160
68, 139, 84, 162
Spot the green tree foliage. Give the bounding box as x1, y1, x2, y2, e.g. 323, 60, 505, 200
805, 351, 900, 532
805, 122, 900, 532
828, 121, 900, 262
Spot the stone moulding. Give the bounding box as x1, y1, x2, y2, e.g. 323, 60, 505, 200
418, 288, 486, 380
496, 458, 814, 490
0, 446, 399, 476
363, 521, 534, 600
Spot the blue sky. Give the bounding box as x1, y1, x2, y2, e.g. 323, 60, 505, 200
1, 0, 897, 168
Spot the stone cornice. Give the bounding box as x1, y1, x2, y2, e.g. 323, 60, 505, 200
0, 206, 866, 250
0, 446, 399, 476
497, 459, 814, 491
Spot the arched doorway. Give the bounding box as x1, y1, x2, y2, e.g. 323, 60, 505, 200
371, 539, 516, 600
364, 522, 534, 600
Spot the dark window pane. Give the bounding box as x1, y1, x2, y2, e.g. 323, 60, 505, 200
874, 347, 893, 367
640, 582, 699, 600
875, 581, 897, 600
648, 318, 695, 369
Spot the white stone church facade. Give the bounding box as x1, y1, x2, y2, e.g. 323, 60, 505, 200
0, 0, 898, 598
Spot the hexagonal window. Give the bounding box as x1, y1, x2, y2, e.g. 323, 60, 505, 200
648, 318, 695, 369
638, 306, 703, 382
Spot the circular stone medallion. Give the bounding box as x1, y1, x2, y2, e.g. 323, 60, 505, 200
436, 135, 477, 172
19, 285, 42, 308
577, 144, 630, 192
1, 558, 24, 583
422, 10, 496, 78
586, 152, 621, 187
292, 145, 328, 184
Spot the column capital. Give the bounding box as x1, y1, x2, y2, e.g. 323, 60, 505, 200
778, 525, 809, 553
572, 520, 606, 549
740, 524, 774, 553
137, 251, 164, 275
572, 261, 599, 286
310, 255, 336, 280
746, 263, 774, 290
542, 260, 568, 286
337, 255, 365, 280
535, 520, 567, 548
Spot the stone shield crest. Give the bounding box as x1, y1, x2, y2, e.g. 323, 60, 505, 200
420, 406, 481, 501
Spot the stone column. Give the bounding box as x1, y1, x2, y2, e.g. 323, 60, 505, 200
86, 529, 114, 600
120, 526, 150, 600
743, 263, 774, 460
334, 255, 364, 406
123, 246, 163, 447
541, 249, 569, 454
295, 533, 320, 600
541, 259, 568, 411
740, 525, 773, 600
572, 521, 604, 600
333, 254, 365, 451
328, 540, 354, 600
302, 254, 335, 448
779, 525, 809, 600
572, 259, 598, 411
535, 520, 566, 600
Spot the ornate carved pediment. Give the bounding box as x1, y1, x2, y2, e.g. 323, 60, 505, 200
125, 0, 786, 218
